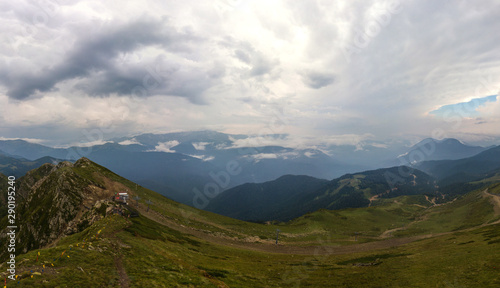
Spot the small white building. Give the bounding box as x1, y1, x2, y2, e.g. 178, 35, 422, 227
114, 192, 129, 204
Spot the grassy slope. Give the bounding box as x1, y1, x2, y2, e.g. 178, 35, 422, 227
70, 160, 497, 245
2, 159, 500, 286
393, 189, 500, 237
4, 213, 499, 287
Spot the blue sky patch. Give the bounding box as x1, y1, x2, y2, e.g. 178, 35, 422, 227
430, 95, 497, 118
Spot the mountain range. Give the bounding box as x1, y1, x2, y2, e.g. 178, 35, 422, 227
0, 154, 63, 178
206, 142, 500, 222
415, 145, 500, 184
0, 132, 497, 208
0, 131, 361, 205
206, 166, 438, 222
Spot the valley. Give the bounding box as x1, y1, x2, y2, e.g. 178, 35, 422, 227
1, 157, 499, 287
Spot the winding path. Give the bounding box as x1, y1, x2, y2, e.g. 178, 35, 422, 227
134, 204, 439, 256
131, 188, 500, 257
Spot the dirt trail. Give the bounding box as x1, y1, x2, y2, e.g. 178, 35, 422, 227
134, 203, 442, 256
484, 189, 500, 216
114, 255, 130, 288
368, 195, 379, 207
425, 195, 436, 205
109, 221, 131, 288
133, 190, 500, 256
379, 215, 426, 239
379, 189, 500, 239
379, 227, 405, 238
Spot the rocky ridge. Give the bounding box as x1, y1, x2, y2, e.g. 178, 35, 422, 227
0, 158, 130, 260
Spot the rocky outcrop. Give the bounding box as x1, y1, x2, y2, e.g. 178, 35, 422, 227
0, 158, 130, 260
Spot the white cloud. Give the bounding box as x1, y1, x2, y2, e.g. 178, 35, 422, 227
242, 151, 303, 162
320, 134, 375, 147
304, 151, 316, 158
0, 137, 46, 144
118, 138, 143, 146
153, 140, 179, 153
476, 93, 500, 118
242, 153, 278, 163
369, 143, 389, 149
192, 142, 210, 150
188, 154, 215, 161
68, 140, 114, 148
227, 135, 290, 149
253, 153, 278, 160
1, 1, 500, 147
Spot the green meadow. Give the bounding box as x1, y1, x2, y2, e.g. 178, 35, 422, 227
3, 161, 500, 287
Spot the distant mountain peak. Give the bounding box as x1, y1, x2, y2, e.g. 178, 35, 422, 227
414, 137, 463, 146
74, 157, 93, 167
439, 138, 461, 144
398, 137, 487, 163
413, 137, 480, 148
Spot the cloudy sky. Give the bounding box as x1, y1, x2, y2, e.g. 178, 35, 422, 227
1, 0, 500, 147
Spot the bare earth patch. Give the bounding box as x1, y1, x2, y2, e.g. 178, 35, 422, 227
114, 255, 129, 288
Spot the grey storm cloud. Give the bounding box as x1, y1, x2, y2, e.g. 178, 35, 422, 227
0, 17, 212, 103
302, 72, 336, 89
74, 55, 214, 104
1, 0, 500, 147
230, 41, 279, 78
234, 49, 251, 64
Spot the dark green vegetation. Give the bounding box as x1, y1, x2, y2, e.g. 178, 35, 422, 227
208, 166, 438, 222
1, 158, 500, 287
206, 175, 328, 222
210, 149, 500, 224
